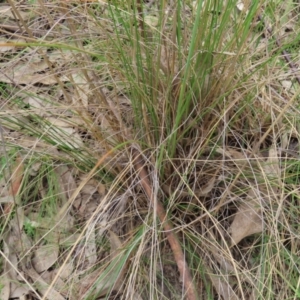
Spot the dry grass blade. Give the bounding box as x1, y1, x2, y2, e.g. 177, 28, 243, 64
257, 14, 300, 85
56, 148, 115, 222
79, 230, 126, 298
41, 148, 117, 300
207, 265, 239, 300
131, 147, 198, 300
0, 0, 299, 299
0, 248, 39, 299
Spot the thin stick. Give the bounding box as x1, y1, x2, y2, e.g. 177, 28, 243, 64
131, 148, 198, 300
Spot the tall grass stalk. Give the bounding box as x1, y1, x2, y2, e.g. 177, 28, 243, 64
0, 0, 299, 299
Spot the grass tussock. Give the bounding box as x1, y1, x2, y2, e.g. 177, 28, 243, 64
0, 0, 300, 299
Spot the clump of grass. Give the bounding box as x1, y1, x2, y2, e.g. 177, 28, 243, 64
0, 0, 300, 299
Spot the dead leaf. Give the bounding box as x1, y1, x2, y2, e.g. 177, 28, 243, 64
81, 183, 98, 195
26, 267, 65, 300
229, 189, 263, 246
10, 284, 30, 299
55, 262, 73, 280
216, 146, 249, 167
1, 223, 32, 299
32, 245, 59, 273
55, 166, 78, 204
10, 155, 24, 198
97, 113, 118, 144
41, 270, 70, 297
1, 156, 24, 214
79, 197, 99, 218
0, 156, 24, 211
0, 60, 69, 85
35, 213, 75, 245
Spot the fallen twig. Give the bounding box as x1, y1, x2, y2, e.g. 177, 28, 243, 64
131, 147, 198, 300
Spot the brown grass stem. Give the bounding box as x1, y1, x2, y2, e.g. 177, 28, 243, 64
131, 147, 198, 300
